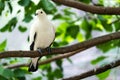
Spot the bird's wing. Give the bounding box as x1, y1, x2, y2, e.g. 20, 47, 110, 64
30, 32, 37, 50
30, 23, 37, 50
49, 26, 56, 47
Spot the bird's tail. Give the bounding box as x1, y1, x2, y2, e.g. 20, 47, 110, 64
28, 57, 40, 72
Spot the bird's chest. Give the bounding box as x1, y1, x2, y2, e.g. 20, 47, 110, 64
34, 27, 54, 49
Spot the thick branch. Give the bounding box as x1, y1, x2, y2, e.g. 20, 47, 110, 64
5, 50, 81, 69
63, 59, 120, 80
52, 0, 120, 15
0, 32, 120, 59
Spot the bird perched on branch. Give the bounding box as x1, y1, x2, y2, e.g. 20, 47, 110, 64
28, 9, 55, 72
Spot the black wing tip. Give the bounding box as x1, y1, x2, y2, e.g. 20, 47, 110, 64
28, 68, 38, 72
28, 62, 38, 72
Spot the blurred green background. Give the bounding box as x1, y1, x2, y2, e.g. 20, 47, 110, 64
0, 0, 120, 80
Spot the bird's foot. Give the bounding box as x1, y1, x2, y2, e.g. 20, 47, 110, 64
37, 48, 43, 54
46, 47, 51, 54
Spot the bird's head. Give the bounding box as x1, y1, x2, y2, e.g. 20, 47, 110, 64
35, 9, 46, 18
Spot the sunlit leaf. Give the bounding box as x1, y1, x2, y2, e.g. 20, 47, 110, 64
77, 33, 85, 42
91, 56, 106, 65
97, 15, 113, 32
33, 77, 42, 80
81, 19, 92, 39
96, 70, 111, 80
0, 40, 7, 51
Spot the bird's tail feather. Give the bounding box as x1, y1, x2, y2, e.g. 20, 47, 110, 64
28, 57, 40, 72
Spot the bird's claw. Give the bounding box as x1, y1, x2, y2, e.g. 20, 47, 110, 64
37, 48, 43, 54
46, 47, 51, 54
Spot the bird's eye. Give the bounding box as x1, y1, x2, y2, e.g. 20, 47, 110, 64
41, 11, 43, 14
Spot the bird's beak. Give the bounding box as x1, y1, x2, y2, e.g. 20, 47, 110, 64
35, 13, 38, 16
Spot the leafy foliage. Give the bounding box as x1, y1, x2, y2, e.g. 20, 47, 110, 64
91, 56, 106, 65
96, 70, 111, 80
0, 17, 17, 32
0, 1, 5, 15
0, 0, 120, 80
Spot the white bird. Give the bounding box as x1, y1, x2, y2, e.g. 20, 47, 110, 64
28, 9, 55, 72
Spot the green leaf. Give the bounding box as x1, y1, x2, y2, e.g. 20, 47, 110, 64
66, 58, 73, 64
96, 70, 111, 80
18, 0, 30, 7
91, 56, 106, 65
2, 69, 14, 78
0, 66, 4, 74
97, 15, 113, 32
0, 17, 17, 32
79, 0, 90, 3
13, 69, 26, 77
7, 2, 12, 13
59, 41, 68, 47
33, 77, 42, 80
89, 19, 103, 31
40, 63, 51, 71
52, 12, 72, 20
16, 77, 25, 80
63, 8, 75, 16
56, 60, 63, 70
0, 40, 7, 51
52, 13, 62, 20
23, 1, 36, 22
77, 33, 85, 42
54, 68, 63, 78
18, 26, 27, 32
81, 19, 92, 39
97, 40, 119, 53
114, 22, 120, 31
0, 75, 7, 80
38, 0, 57, 14
23, 14, 33, 22
0, 1, 5, 15
65, 25, 79, 39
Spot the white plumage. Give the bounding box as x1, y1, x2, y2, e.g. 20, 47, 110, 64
28, 9, 55, 72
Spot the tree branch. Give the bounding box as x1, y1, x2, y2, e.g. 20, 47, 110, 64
0, 32, 120, 59
5, 50, 81, 69
52, 0, 120, 15
63, 59, 120, 80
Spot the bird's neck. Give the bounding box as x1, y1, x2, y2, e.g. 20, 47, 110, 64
36, 17, 51, 29
38, 16, 48, 22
